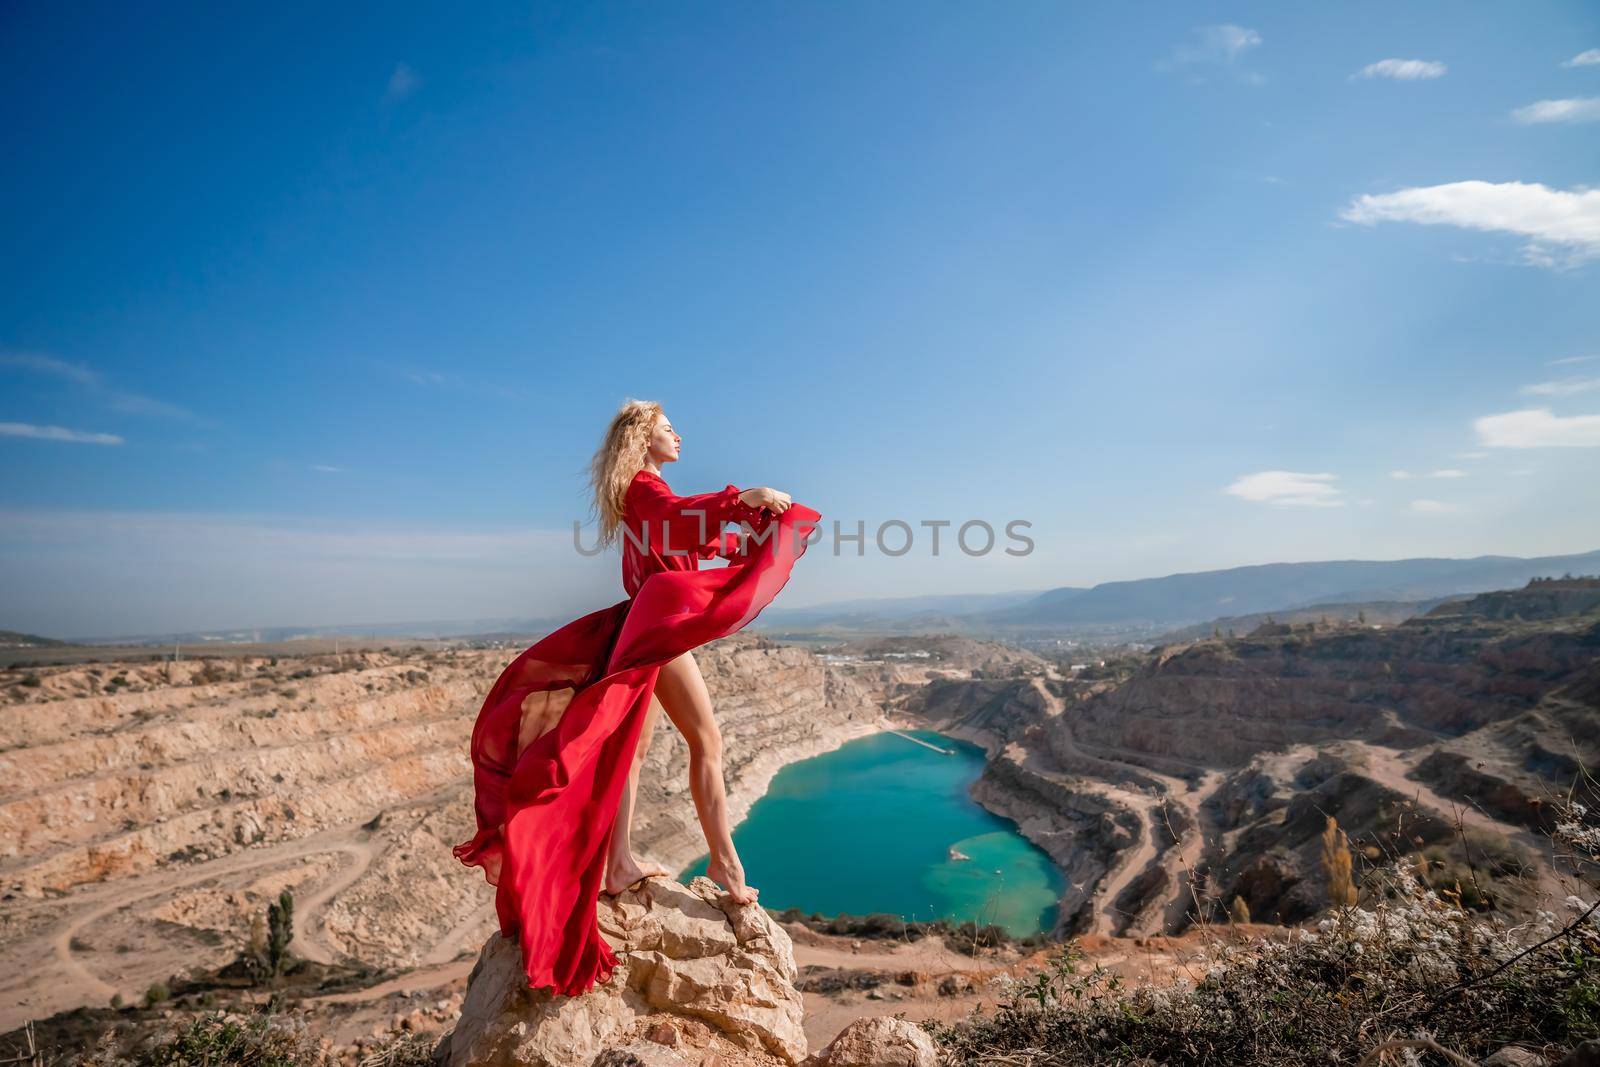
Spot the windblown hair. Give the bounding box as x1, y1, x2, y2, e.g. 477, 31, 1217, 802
587, 398, 663, 549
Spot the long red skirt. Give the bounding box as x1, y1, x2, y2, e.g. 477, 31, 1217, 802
452, 500, 823, 996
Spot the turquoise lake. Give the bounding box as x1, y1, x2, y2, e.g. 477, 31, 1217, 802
678, 729, 1063, 936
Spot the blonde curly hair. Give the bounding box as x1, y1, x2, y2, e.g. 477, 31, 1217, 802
587, 398, 663, 549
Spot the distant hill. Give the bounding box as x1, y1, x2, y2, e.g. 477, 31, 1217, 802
1423, 575, 1600, 622
984, 549, 1600, 630
0, 630, 75, 649
1149, 596, 1465, 644
757, 589, 1054, 632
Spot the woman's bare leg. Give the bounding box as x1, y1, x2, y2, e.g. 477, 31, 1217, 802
602, 692, 671, 895
654, 649, 758, 904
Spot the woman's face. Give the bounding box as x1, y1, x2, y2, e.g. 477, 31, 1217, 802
647, 414, 681, 464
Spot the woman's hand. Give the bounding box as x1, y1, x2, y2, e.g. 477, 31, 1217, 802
738, 487, 792, 515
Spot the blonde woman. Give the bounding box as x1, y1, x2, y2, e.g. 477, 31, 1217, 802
454, 399, 821, 997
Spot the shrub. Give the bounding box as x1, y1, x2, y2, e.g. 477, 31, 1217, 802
1320, 814, 1358, 908
110, 1010, 327, 1066
267, 890, 294, 977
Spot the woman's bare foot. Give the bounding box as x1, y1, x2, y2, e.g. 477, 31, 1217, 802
705, 855, 759, 905
602, 854, 671, 897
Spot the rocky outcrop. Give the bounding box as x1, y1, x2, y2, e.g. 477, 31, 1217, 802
438, 876, 806, 1067
1063, 618, 1599, 769
801, 1016, 938, 1067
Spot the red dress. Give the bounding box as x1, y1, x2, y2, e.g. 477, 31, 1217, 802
453, 469, 822, 996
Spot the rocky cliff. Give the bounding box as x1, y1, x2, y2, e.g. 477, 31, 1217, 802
0, 634, 882, 1030
900, 580, 1600, 938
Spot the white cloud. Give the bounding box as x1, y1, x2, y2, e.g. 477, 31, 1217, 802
1339, 180, 1600, 268
1223, 470, 1343, 507
1353, 59, 1447, 81
311, 464, 345, 473
1160, 25, 1264, 83
1521, 377, 1600, 397
1562, 49, 1600, 68
1475, 407, 1600, 447
1512, 97, 1600, 124
0, 422, 124, 445
1429, 469, 1467, 478
1452, 451, 1489, 460
1389, 470, 1412, 479
1550, 355, 1597, 366
1173, 24, 1261, 64
1408, 499, 1460, 514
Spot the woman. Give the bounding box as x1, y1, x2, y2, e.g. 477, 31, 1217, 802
452, 399, 821, 997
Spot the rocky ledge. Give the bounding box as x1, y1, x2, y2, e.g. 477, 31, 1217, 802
436, 875, 937, 1067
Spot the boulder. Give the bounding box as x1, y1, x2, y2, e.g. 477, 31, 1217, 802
802, 1017, 938, 1067
591, 1040, 696, 1067
438, 876, 807, 1066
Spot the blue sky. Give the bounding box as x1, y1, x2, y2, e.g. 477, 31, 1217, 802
3, 2, 1598, 639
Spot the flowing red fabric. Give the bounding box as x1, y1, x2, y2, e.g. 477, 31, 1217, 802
453, 470, 822, 996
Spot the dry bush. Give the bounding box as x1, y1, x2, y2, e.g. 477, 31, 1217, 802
926, 798, 1600, 1066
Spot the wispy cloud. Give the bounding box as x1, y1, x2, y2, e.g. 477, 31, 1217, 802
1550, 355, 1597, 366
1452, 451, 1488, 460
1339, 180, 1600, 268
0, 352, 98, 385
1561, 49, 1600, 68
1223, 470, 1342, 507
389, 363, 530, 402
1475, 407, 1600, 447
1408, 499, 1460, 514
0, 350, 208, 425
386, 62, 420, 103
1521, 377, 1600, 398
311, 464, 345, 474
1429, 468, 1467, 478
1175, 24, 1261, 63
1159, 25, 1264, 84
1352, 58, 1447, 81
0, 422, 124, 445
1511, 97, 1600, 124
1389, 470, 1412, 479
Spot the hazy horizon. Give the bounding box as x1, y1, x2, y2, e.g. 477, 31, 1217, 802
16, 540, 1599, 644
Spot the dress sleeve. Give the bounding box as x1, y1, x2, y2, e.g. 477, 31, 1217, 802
628, 475, 762, 552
